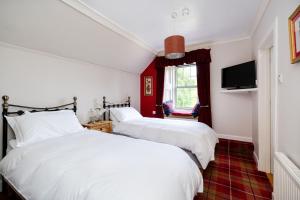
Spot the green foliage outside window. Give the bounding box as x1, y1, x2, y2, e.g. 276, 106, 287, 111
175, 66, 198, 109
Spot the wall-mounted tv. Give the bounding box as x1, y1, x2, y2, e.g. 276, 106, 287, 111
222, 61, 256, 89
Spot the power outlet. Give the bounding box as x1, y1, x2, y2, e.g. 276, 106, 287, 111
152, 110, 156, 115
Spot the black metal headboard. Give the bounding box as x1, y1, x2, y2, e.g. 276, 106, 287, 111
1, 95, 77, 157
102, 96, 130, 120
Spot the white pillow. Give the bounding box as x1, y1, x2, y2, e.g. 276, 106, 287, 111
109, 112, 120, 128
5, 114, 27, 145
110, 107, 142, 122
109, 112, 119, 122
7, 110, 84, 147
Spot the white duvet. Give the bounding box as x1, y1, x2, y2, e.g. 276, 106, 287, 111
0, 130, 202, 200
113, 117, 218, 169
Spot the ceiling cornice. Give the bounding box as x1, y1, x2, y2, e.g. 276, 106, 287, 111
250, 0, 271, 37
60, 0, 157, 54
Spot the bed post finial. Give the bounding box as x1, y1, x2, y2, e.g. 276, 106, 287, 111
2, 96, 9, 159
103, 96, 106, 120
73, 96, 77, 104
103, 96, 106, 107
2, 95, 9, 110
73, 96, 77, 113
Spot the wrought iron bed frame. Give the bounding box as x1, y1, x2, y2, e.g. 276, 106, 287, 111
102, 96, 130, 120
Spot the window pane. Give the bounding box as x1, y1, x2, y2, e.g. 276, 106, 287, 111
176, 66, 197, 87
191, 66, 197, 78
176, 87, 198, 108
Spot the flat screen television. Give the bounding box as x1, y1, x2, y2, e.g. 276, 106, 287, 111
222, 61, 256, 89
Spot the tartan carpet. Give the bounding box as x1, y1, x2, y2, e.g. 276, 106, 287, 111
194, 139, 273, 200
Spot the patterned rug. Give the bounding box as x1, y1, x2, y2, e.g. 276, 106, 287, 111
194, 139, 273, 200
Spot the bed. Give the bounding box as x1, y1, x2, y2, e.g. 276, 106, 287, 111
103, 96, 218, 170
1, 95, 203, 200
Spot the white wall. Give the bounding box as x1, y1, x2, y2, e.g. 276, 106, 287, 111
0, 42, 140, 154
182, 38, 254, 141
210, 39, 253, 141
252, 0, 300, 167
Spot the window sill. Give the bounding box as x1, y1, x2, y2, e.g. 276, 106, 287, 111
165, 115, 197, 121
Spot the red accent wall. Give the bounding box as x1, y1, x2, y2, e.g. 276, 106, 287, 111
140, 59, 157, 117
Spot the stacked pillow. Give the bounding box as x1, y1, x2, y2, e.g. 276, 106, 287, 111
5, 110, 84, 147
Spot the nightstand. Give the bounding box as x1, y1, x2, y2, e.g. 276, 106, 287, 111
83, 121, 112, 133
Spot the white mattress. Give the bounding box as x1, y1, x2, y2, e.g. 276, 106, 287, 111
0, 130, 202, 200
113, 117, 219, 169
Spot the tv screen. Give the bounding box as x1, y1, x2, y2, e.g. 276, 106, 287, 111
222, 61, 256, 89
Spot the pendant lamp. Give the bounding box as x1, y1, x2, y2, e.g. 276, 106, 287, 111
164, 35, 185, 59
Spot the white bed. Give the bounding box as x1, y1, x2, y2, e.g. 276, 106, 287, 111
1, 104, 203, 200
0, 131, 202, 200
110, 107, 219, 169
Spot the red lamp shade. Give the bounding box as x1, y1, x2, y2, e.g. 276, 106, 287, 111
164, 35, 185, 59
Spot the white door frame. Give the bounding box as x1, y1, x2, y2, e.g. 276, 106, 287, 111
256, 18, 279, 172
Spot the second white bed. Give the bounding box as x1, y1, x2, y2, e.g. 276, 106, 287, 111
112, 115, 218, 169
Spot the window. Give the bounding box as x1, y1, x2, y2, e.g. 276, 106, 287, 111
175, 65, 197, 109
164, 64, 198, 110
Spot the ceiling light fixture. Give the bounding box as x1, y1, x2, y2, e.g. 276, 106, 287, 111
164, 35, 185, 59
164, 8, 187, 59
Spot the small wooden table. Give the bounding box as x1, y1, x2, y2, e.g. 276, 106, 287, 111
83, 121, 112, 133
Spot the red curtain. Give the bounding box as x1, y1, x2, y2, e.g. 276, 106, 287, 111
155, 49, 212, 126
155, 49, 211, 67
196, 61, 212, 127
155, 66, 165, 118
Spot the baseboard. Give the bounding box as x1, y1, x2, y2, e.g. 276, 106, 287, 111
217, 134, 252, 143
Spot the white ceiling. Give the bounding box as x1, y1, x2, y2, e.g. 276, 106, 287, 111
0, 0, 266, 74
80, 0, 264, 51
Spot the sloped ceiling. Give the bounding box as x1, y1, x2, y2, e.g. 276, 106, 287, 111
0, 0, 267, 73
0, 0, 155, 74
